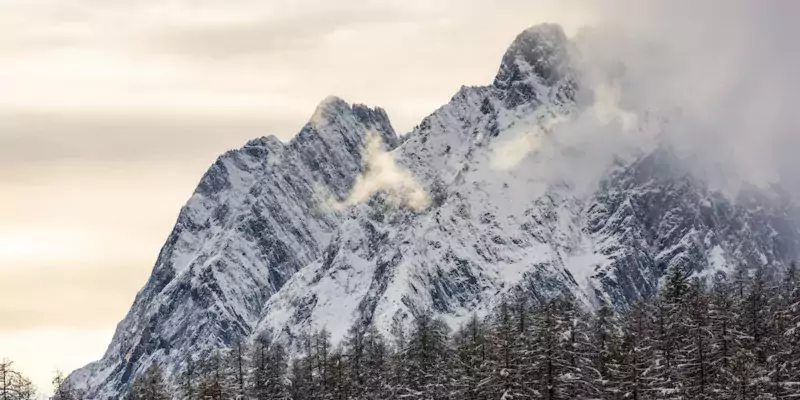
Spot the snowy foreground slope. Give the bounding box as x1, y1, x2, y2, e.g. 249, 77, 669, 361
67, 24, 800, 398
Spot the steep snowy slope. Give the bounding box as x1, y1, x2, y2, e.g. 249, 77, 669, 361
67, 98, 397, 397
67, 23, 800, 398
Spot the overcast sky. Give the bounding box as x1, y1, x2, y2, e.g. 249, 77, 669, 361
0, 0, 596, 393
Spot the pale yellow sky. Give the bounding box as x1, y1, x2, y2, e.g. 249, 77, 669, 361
0, 0, 595, 393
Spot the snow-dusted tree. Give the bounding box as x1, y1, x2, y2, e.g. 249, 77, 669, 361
558, 299, 600, 399
125, 365, 170, 400
387, 317, 408, 398
226, 338, 249, 399
251, 330, 288, 400
342, 324, 366, 398
591, 301, 624, 399
314, 329, 332, 396
360, 325, 391, 400
783, 262, 800, 395
617, 301, 652, 400
51, 371, 78, 400
288, 358, 312, 400
511, 290, 538, 398
452, 313, 488, 399
482, 299, 527, 399
642, 266, 688, 399
760, 263, 797, 399
678, 278, 714, 399
401, 312, 452, 399
198, 351, 233, 400
289, 333, 317, 400
326, 347, 350, 400
708, 274, 744, 398
743, 266, 772, 398
729, 345, 757, 400
0, 359, 36, 400
532, 298, 571, 400
746, 267, 769, 361
180, 355, 196, 400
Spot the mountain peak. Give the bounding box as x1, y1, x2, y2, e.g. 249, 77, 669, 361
493, 23, 574, 107
304, 95, 397, 149
308, 95, 350, 126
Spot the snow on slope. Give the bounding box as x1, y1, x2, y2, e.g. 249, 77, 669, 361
66, 97, 398, 397
67, 24, 800, 399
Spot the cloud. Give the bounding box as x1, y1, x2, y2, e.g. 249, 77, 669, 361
329, 131, 430, 212
146, 4, 421, 58
489, 79, 638, 177
569, 0, 800, 192
492, 0, 800, 196
490, 114, 568, 171
590, 83, 637, 132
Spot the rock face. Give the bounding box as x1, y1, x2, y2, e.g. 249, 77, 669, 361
67, 24, 800, 398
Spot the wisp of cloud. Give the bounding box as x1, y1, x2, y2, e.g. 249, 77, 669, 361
327, 131, 430, 212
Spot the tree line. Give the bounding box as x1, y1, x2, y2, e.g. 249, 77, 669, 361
38, 263, 800, 399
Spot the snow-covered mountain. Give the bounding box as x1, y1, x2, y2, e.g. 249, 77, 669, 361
67, 24, 800, 398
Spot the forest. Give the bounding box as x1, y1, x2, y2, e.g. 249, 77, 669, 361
5, 263, 800, 400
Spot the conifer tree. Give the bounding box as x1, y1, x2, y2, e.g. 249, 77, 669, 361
592, 301, 623, 399
708, 274, 742, 398
679, 278, 713, 400
559, 299, 600, 399
784, 262, 800, 394
180, 355, 196, 400
0, 360, 36, 400
401, 313, 452, 399
197, 351, 232, 400
483, 300, 526, 399
644, 266, 688, 399
617, 301, 652, 400
227, 338, 249, 399
315, 329, 332, 396
362, 325, 391, 400
51, 371, 76, 400
452, 313, 488, 399
344, 324, 366, 398
251, 330, 288, 400
533, 298, 569, 400
125, 365, 170, 400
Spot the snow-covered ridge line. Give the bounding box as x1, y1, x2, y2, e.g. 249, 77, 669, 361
67, 23, 800, 399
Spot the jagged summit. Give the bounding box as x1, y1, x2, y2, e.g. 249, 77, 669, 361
308, 95, 351, 126
494, 23, 570, 86
303, 95, 397, 150
493, 23, 576, 107
243, 134, 282, 149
